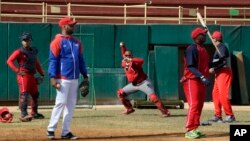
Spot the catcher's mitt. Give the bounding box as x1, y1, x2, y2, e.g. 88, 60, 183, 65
0, 107, 13, 123
36, 76, 44, 85
79, 79, 89, 97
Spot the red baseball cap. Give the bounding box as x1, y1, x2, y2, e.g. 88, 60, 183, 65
191, 27, 207, 39
59, 17, 77, 27
212, 31, 222, 39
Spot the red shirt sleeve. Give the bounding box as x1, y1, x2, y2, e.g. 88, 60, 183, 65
6, 50, 21, 73
121, 61, 126, 67
121, 46, 127, 58
35, 59, 44, 76
131, 58, 144, 66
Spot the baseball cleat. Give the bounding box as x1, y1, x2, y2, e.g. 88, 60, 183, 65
61, 132, 78, 140
185, 130, 200, 139
223, 115, 236, 123
19, 115, 32, 122
194, 129, 206, 137
32, 113, 45, 119
122, 108, 135, 115
47, 131, 55, 140
200, 121, 212, 126
208, 116, 223, 122
162, 111, 171, 117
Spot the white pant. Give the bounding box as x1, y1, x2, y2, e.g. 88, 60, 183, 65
47, 79, 78, 136
123, 78, 155, 96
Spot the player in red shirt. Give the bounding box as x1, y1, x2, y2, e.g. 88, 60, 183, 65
117, 42, 170, 117
208, 31, 235, 123
180, 27, 210, 139
7, 33, 45, 122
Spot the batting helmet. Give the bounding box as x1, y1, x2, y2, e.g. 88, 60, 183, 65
21, 32, 32, 41
0, 107, 13, 123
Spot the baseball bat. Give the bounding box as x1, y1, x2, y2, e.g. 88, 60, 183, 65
197, 12, 222, 56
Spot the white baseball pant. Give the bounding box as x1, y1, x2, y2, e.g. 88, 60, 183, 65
47, 79, 78, 136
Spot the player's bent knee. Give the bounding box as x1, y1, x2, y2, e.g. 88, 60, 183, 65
117, 89, 126, 98
149, 93, 159, 103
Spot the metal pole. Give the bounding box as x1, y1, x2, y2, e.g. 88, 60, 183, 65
124, 4, 127, 24
144, 3, 147, 24
42, 2, 45, 23
244, 7, 246, 25
45, 3, 47, 22
196, 8, 199, 24
73, 33, 96, 109
178, 6, 183, 24
92, 35, 96, 110
0, 0, 2, 21
204, 6, 207, 24
67, 2, 71, 17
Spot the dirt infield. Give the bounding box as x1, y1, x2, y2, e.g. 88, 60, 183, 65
0, 128, 229, 141
1, 103, 249, 141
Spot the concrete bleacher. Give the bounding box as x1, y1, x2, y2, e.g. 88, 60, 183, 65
1, 0, 250, 24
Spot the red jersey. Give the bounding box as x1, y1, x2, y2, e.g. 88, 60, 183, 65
183, 44, 209, 79
120, 46, 147, 85
7, 48, 44, 75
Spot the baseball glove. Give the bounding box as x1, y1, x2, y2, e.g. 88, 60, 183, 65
79, 79, 89, 97
36, 76, 44, 85
0, 107, 13, 123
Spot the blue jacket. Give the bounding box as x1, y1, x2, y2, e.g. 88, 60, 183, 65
48, 34, 87, 79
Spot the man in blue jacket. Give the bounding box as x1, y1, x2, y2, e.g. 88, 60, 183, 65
47, 17, 88, 140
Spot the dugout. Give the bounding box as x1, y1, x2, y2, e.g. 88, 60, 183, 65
0, 23, 249, 105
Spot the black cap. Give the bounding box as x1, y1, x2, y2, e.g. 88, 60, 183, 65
21, 32, 32, 41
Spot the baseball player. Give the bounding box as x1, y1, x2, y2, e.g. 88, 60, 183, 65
6, 32, 45, 122
180, 27, 210, 139
208, 31, 235, 123
117, 42, 170, 117
47, 17, 88, 140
